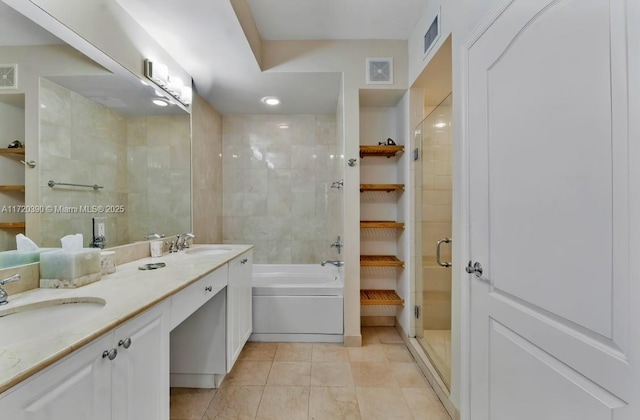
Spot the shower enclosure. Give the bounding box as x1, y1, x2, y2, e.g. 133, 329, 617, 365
414, 93, 452, 389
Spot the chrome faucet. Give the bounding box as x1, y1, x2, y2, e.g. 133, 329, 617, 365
330, 236, 343, 254
0, 274, 21, 305
321, 260, 344, 267
176, 233, 196, 251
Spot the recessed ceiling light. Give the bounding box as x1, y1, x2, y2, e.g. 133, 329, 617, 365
278, 123, 289, 129
261, 96, 281, 106
434, 122, 447, 128
152, 98, 169, 107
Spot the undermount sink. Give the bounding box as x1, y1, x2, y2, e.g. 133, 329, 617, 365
0, 297, 106, 347
185, 246, 232, 256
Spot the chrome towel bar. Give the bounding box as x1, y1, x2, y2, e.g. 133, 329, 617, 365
48, 180, 104, 191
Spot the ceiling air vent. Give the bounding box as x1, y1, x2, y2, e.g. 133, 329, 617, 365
366, 57, 393, 85
423, 11, 441, 57
0, 64, 17, 89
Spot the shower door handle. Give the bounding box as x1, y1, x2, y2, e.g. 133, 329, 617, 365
436, 238, 452, 268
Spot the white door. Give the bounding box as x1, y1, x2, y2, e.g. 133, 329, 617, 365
466, 0, 639, 418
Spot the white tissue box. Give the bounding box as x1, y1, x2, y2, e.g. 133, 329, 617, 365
40, 249, 102, 288
100, 251, 116, 275
0, 248, 57, 268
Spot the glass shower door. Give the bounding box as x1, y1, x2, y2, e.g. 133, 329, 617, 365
415, 93, 452, 389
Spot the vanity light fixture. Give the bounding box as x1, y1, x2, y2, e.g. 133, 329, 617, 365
278, 123, 289, 129
434, 122, 447, 128
261, 96, 280, 106
144, 59, 192, 106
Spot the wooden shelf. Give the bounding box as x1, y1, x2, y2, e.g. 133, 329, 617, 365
360, 289, 404, 306
359, 145, 404, 158
0, 222, 25, 229
0, 148, 25, 155
360, 220, 405, 229
360, 255, 404, 267
0, 185, 25, 192
360, 184, 404, 192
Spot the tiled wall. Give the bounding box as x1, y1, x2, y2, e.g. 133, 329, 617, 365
222, 114, 341, 264
191, 93, 223, 244
39, 79, 190, 248
126, 115, 191, 242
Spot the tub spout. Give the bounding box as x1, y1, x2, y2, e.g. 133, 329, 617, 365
321, 260, 344, 267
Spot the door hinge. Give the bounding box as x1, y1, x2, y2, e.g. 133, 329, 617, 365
414, 305, 421, 319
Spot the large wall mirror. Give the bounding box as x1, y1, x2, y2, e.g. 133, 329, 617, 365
0, 1, 192, 262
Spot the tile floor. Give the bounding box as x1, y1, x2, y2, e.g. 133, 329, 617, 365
170, 327, 452, 420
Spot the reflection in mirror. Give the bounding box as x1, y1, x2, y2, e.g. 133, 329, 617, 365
0, 1, 191, 262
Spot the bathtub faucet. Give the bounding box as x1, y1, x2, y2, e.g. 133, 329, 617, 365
321, 260, 344, 267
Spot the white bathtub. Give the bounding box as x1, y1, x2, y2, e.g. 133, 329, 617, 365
251, 264, 344, 343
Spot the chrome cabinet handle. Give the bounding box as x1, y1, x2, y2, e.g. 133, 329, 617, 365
436, 238, 452, 267
205, 286, 213, 292
466, 261, 483, 277
240, 258, 248, 264
118, 338, 132, 349
102, 348, 118, 360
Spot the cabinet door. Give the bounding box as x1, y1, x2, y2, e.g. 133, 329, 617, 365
227, 251, 252, 371
112, 301, 170, 420
0, 333, 112, 420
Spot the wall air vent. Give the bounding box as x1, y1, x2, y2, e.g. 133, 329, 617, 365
423, 11, 441, 57
365, 57, 393, 85
0, 64, 17, 89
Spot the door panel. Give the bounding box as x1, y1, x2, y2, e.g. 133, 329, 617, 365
467, 0, 635, 418
489, 320, 624, 420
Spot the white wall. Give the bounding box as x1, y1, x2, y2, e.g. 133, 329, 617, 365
408, 0, 510, 414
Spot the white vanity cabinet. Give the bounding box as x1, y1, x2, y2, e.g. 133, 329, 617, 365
226, 250, 253, 371
0, 301, 170, 420
111, 302, 170, 420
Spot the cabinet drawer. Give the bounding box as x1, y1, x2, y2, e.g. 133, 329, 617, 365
170, 265, 227, 330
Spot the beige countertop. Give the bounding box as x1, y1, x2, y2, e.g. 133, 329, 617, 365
0, 244, 253, 394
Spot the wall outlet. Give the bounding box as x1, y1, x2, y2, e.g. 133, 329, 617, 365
93, 217, 106, 238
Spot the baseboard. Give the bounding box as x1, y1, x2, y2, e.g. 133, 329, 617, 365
343, 334, 362, 347
170, 373, 225, 389
249, 333, 343, 343
395, 323, 459, 420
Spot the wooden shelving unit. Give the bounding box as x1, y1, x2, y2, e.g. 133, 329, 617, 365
0, 148, 25, 155
359, 145, 404, 158
0, 185, 25, 192
360, 255, 404, 267
360, 289, 404, 306
360, 184, 404, 192
0, 222, 26, 229
360, 220, 405, 229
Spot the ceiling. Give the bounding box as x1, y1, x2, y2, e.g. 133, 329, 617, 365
114, 0, 425, 115
2, 0, 428, 116
246, 0, 426, 40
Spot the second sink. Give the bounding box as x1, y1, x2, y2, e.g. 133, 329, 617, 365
185, 247, 232, 256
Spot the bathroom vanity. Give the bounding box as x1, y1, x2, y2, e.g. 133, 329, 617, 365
0, 244, 253, 420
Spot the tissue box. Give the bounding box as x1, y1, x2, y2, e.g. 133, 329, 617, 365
100, 251, 116, 275
0, 248, 57, 269
40, 248, 102, 288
